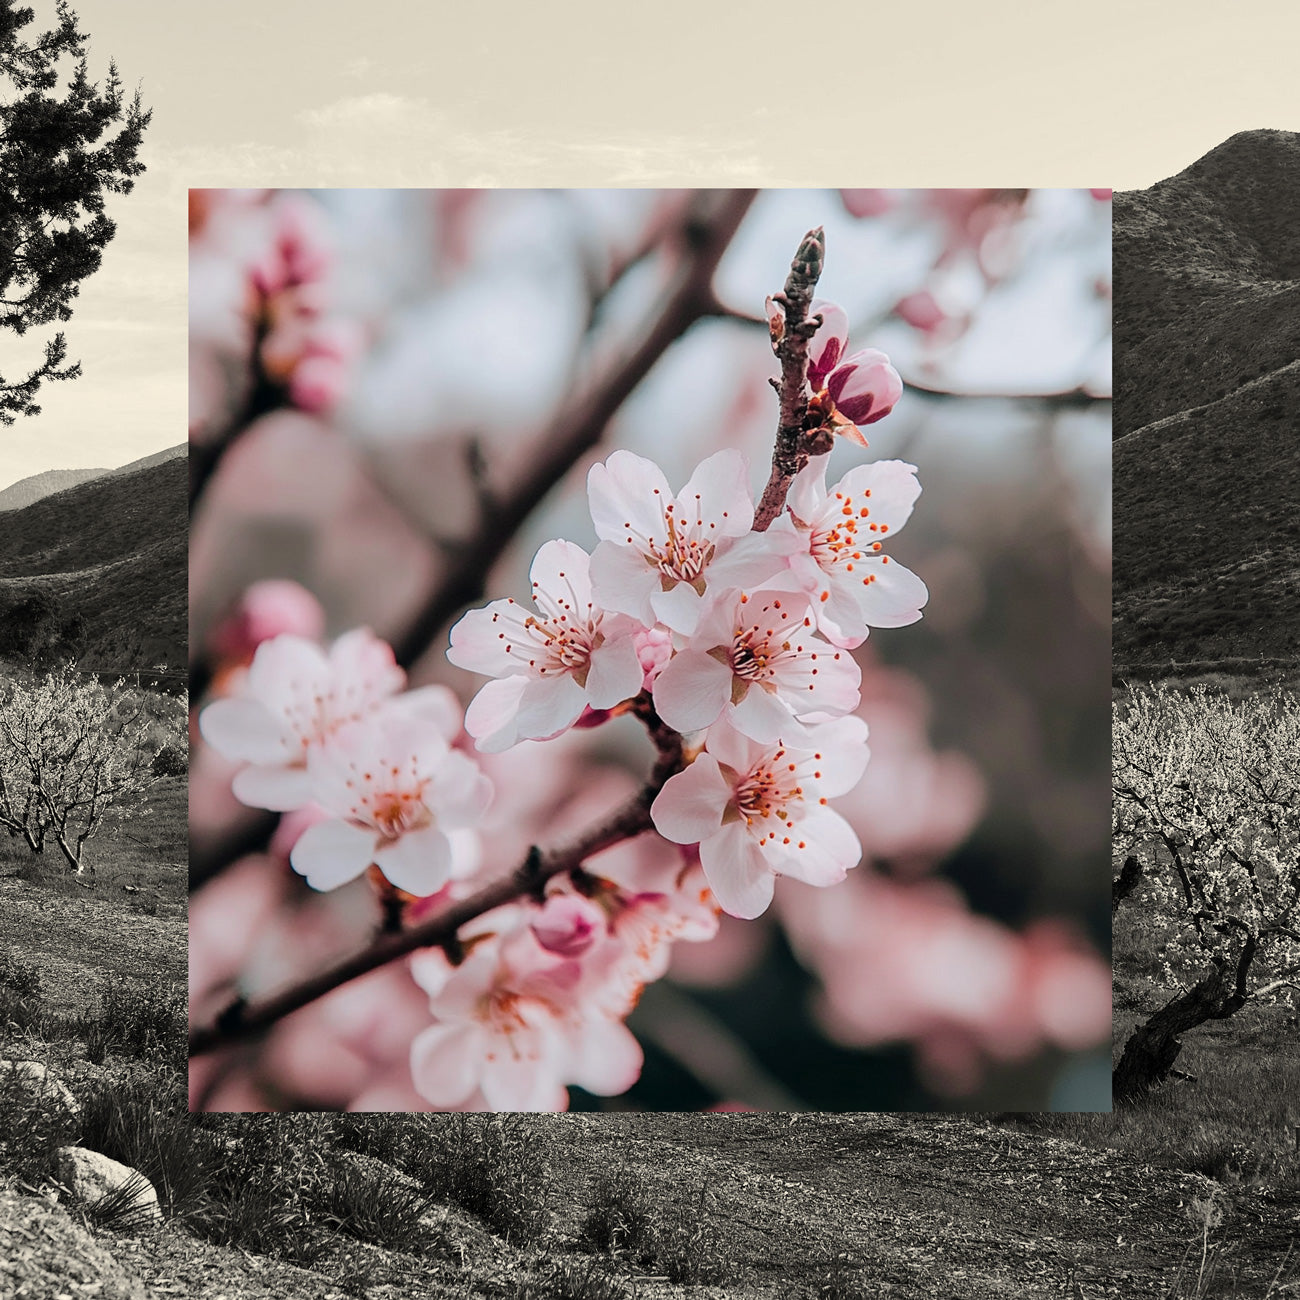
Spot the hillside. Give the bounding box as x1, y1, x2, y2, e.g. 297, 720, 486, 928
1114, 129, 1300, 675
0, 466, 108, 512
0, 452, 186, 672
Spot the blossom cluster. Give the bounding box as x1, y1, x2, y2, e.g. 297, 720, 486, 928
449, 430, 926, 919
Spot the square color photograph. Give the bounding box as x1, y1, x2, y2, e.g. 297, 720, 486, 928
187, 187, 1112, 1113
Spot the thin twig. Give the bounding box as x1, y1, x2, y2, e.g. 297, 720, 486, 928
753, 227, 832, 532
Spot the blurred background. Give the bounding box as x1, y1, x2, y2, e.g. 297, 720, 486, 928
189, 188, 1112, 1111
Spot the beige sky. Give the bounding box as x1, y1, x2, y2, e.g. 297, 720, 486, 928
2, 0, 1296, 489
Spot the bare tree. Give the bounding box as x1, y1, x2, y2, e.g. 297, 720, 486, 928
0, 665, 174, 874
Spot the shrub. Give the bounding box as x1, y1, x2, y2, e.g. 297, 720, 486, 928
310, 1152, 443, 1251
85, 979, 187, 1072
0, 1061, 80, 1182
579, 1165, 658, 1258
409, 1115, 551, 1244
0, 949, 42, 1031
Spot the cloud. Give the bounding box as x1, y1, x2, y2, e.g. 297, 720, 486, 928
297, 93, 432, 132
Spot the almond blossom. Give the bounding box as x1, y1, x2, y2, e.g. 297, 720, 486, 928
447, 539, 643, 753
650, 716, 869, 919
408, 910, 643, 1111
587, 448, 792, 636
651, 588, 861, 741
198, 628, 410, 810
289, 693, 492, 896
770, 455, 929, 649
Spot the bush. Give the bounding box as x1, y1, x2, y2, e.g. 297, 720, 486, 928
409, 1115, 551, 1244
0, 1061, 80, 1182
84, 979, 187, 1072
0, 949, 43, 1031
310, 1152, 443, 1251
150, 744, 187, 778
579, 1165, 658, 1258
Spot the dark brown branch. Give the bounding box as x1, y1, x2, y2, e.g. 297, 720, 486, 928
189, 700, 684, 1057
1111, 854, 1143, 913
392, 188, 758, 670
753, 227, 830, 532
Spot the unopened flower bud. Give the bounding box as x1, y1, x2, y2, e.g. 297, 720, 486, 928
531, 892, 606, 957
826, 348, 903, 427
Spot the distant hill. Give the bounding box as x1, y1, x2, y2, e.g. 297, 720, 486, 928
1114, 130, 1300, 676
0, 466, 108, 512
0, 450, 186, 673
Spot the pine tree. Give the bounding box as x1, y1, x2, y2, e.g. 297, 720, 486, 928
0, 1, 150, 424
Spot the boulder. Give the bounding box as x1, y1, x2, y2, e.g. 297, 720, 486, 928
54, 1147, 161, 1227
0, 1058, 80, 1120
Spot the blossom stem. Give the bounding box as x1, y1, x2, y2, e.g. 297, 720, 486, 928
188, 719, 684, 1057
753, 226, 831, 532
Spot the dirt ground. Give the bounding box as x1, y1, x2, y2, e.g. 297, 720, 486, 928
3, 1111, 1297, 1299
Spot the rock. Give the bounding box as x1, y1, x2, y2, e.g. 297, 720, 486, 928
0, 1058, 81, 1120
54, 1146, 162, 1226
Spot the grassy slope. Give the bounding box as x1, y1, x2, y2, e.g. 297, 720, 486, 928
1114, 129, 1300, 675
0, 456, 186, 671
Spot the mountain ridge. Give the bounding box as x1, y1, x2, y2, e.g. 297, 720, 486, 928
1113, 129, 1300, 676
0, 443, 185, 512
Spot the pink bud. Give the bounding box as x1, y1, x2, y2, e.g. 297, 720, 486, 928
839, 189, 894, 219
826, 349, 903, 426
894, 290, 949, 334
806, 299, 850, 391
289, 355, 349, 413
531, 893, 606, 957
1088, 188, 1112, 202
634, 625, 673, 691
211, 580, 327, 662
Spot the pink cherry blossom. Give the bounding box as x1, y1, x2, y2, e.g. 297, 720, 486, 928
289, 696, 492, 896
650, 717, 869, 919
448, 539, 644, 753
198, 629, 409, 810
770, 456, 928, 649
802, 299, 904, 438
587, 449, 791, 636
209, 580, 326, 665
408, 911, 643, 1111
530, 890, 607, 957
651, 588, 861, 741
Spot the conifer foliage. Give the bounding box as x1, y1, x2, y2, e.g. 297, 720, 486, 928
0, 0, 150, 423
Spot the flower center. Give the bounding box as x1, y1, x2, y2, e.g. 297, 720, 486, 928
632, 498, 716, 584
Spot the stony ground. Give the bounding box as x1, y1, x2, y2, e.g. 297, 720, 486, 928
4, 1112, 1298, 1299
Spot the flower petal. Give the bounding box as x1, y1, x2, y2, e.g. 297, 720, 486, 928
199, 697, 287, 764
652, 649, 733, 734
699, 823, 776, 919
515, 674, 588, 742
231, 763, 314, 811
588, 539, 659, 624
678, 448, 754, 538
568, 1018, 644, 1096
464, 677, 529, 752
852, 558, 929, 628
410, 1023, 482, 1108
588, 450, 673, 547
650, 581, 705, 636
374, 825, 453, 896
651, 754, 730, 845
585, 632, 644, 709
290, 818, 377, 890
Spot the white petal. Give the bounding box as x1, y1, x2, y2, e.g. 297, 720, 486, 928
761, 808, 860, 885
786, 456, 830, 525
587, 450, 672, 546
515, 673, 587, 741
804, 716, 872, 797
199, 698, 287, 764
650, 581, 704, 635
833, 460, 921, 534
650, 754, 730, 845
231, 763, 314, 811
705, 529, 799, 593
652, 649, 733, 733
568, 1019, 644, 1096
481, 1030, 562, 1110
410, 1023, 482, 1108
699, 823, 776, 919
529, 538, 595, 615
290, 818, 377, 890
400, 685, 466, 740
679, 448, 753, 537
852, 558, 929, 628
728, 686, 803, 744
698, 715, 765, 776
464, 677, 528, 752
585, 633, 644, 709
588, 540, 659, 623
374, 826, 453, 896
447, 599, 535, 677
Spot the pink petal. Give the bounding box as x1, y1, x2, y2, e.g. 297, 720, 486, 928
587, 450, 673, 548
447, 599, 534, 678
588, 539, 659, 624
834, 460, 922, 534
650, 580, 705, 635
678, 449, 754, 538
650, 754, 731, 845
760, 808, 860, 885
827, 350, 903, 426
568, 1018, 644, 1095
410, 1023, 482, 1108
652, 649, 733, 734
805, 715, 871, 797
585, 633, 644, 709
231, 763, 314, 811
290, 818, 378, 890
699, 823, 776, 919
401, 684, 468, 741
465, 677, 529, 752
515, 673, 587, 742
807, 300, 850, 390
728, 686, 803, 744
374, 826, 453, 896
529, 538, 595, 610
785, 457, 829, 526
199, 698, 286, 764
851, 558, 929, 628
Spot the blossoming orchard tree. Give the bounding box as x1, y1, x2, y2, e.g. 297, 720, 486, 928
0, 666, 173, 874
187, 189, 1112, 1111
1112, 685, 1300, 1103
